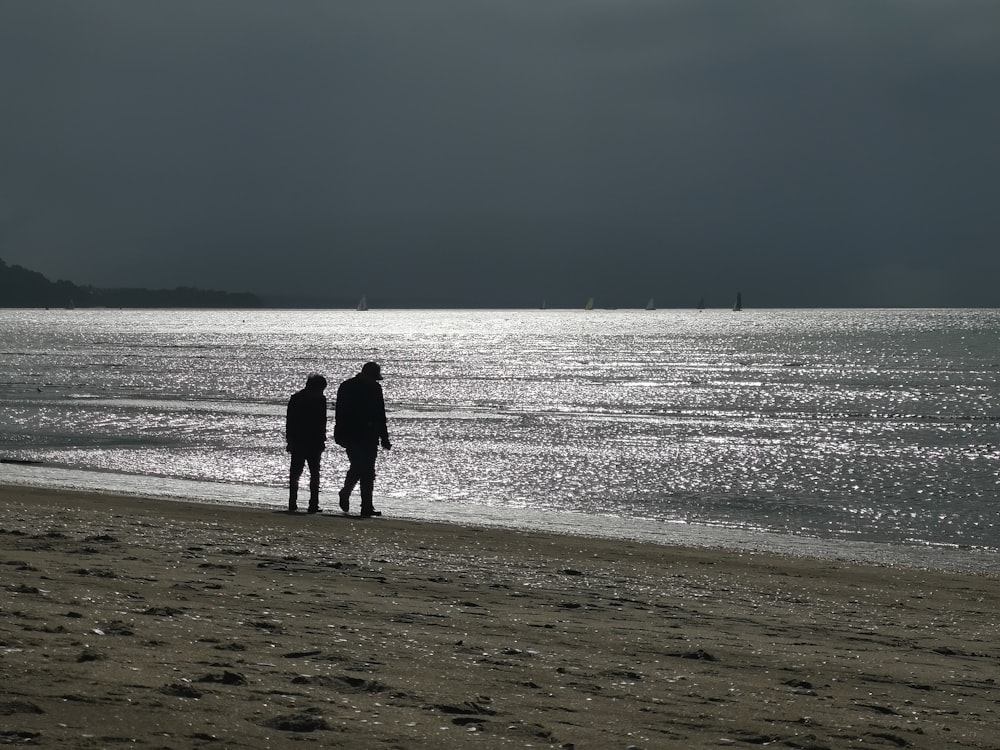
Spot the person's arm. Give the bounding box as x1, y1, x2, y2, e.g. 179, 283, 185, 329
376, 386, 391, 448
285, 396, 295, 451
333, 382, 346, 446
318, 396, 328, 448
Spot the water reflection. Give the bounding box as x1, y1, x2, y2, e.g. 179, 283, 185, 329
2, 308, 999, 555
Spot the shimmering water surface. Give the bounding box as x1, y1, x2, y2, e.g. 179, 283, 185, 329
1, 308, 998, 569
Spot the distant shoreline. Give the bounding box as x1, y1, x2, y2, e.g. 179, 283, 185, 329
6, 259, 1000, 309
4, 304, 1000, 311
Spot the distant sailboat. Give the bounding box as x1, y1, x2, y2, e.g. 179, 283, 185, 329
584, 297, 594, 310
357, 295, 368, 311
645, 298, 655, 310
540, 299, 547, 310
697, 297, 705, 312
732, 292, 743, 312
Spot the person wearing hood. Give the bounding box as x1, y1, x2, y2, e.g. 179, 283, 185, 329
285, 373, 328, 513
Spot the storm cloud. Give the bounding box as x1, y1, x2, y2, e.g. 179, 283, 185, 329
2, 2, 999, 307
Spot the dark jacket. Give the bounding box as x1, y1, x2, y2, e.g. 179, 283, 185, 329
285, 387, 327, 452
334, 375, 389, 446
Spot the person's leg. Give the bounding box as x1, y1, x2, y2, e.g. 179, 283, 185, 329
340, 444, 361, 512
343, 443, 379, 515
288, 452, 306, 511
306, 452, 322, 512
358, 445, 380, 517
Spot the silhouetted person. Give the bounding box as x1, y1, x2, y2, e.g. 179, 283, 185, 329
334, 361, 392, 517
285, 373, 328, 513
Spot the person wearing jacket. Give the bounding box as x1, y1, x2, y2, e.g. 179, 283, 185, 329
285, 373, 328, 513
334, 361, 392, 517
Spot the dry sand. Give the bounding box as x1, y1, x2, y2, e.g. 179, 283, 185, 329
1, 484, 999, 749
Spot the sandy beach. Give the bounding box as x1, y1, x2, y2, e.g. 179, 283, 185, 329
2, 485, 998, 749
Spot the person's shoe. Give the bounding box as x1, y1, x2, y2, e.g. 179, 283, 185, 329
360, 509, 382, 518
307, 505, 321, 514
338, 489, 350, 514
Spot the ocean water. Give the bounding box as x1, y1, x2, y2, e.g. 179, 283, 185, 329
1, 307, 998, 571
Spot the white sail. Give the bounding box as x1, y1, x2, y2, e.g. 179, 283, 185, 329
357, 295, 368, 311
645, 298, 655, 310
584, 297, 594, 310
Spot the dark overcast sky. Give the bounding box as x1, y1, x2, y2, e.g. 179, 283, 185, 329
2, 2, 999, 307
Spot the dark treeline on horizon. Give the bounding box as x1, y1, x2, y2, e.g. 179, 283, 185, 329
0, 258, 263, 309
12, 257, 991, 310
0, 258, 690, 310
0, 258, 716, 309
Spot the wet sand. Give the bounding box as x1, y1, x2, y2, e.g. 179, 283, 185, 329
2, 484, 998, 749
